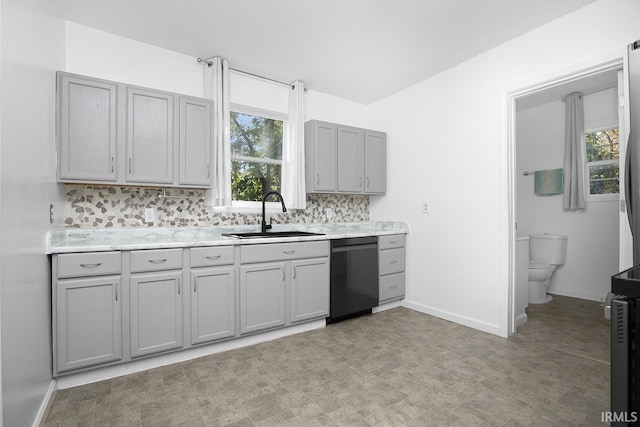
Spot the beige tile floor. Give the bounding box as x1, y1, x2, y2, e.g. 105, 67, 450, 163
44, 295, 610, 426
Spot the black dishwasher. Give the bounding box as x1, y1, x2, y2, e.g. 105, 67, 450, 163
328, 236, 379, 323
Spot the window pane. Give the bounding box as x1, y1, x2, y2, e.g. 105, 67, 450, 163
588, 163, 619, 195
585, 128, 619, 162
232, 159, 281, 202
230, 112, 283, 160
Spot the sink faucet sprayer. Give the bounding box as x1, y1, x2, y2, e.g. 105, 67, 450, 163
261, 191, 287, 233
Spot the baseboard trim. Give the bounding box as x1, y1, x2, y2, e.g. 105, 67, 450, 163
516, 312, 528, 327
549, 287, 605, 302
401, 300, 501, 336
56, 320, 325, 390
34, 380, 56, 427
373, 300, 403, 313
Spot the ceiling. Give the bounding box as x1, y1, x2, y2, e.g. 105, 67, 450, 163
53, 0, 599, 105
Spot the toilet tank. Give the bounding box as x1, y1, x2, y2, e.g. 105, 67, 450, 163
529, 234, 567, 265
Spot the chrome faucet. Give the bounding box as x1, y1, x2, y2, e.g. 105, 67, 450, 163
261, 191, 287, 233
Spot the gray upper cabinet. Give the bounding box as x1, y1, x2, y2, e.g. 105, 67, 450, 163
56, 71, 214, 188
125, 87, 175, 184
364, 130, 386, 194
305, 120, 337, 192
337, 125, 364, 193
58, 74, 117, 182
305, 120, 386, 195
179, 96, 213, 187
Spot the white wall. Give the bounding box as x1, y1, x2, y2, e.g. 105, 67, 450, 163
368, 0, 640, 335
516, 88, 619, 302
1, 0, 66, 425
65, 22, 370, 127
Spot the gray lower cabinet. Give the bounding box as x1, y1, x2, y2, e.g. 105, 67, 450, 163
130, 271, 183, 358
55, 276, 122, 373
290, 258, 330, 323
378, 235, 406, 303
191, 266, 236, 345
240, 262, 287, 335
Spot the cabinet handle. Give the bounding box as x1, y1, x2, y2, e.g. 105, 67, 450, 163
359, 176, 362, 186
207, 164, 210, 179
80, 263, 102, 269
390, 285, 398, 289
129, 158, 132, 174
283, 250, 296, 255
205, 255, 221, 260
293, 266, 297, 279
111, 157, 115, 173
389, 241, 397, 244
148, 258, 167, 264
316, 173, 319, 185
177, 279, 181, 295
194, 277, 197, 293
115, 283, 119, 301
366, 177, 370, 187
282, 268, 285, 281
390, 260, 398, 264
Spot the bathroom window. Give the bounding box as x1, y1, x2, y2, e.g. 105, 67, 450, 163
229, 106, 286, 206
584, 127, 619, 200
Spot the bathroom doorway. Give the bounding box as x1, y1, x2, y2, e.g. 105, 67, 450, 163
506, 57, 628, 337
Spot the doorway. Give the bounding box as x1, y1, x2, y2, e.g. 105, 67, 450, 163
504, 57, 628, 337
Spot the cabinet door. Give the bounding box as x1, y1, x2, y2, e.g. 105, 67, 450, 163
130, 271, 183, 357
240, 262, 286, 335
58, 74, 117, 182
191, 267, 236, 345
290, 258, 329, 323
306, 121, 337, 192
337, 125, 364, 193
126, 87, 174, 184
179, 96, 213, 187
364, 130, 386, 194
55, 277, 121, 373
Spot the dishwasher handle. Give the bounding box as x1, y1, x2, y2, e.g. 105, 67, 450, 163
332, 243, 378, 253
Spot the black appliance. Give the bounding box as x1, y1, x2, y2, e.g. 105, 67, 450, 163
611, 267, 640, 425
328, 236, 378, 323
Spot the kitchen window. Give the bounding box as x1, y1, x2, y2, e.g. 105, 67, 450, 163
230, 105, 287, 207
584, 127, 619, 201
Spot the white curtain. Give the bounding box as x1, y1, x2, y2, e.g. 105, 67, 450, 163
281, 80, 306, 209
563, 92, 586, 210
204, 57, 232, 207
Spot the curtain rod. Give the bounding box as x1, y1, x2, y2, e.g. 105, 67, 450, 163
197, 57, 308, 91
560, 84, 617, 102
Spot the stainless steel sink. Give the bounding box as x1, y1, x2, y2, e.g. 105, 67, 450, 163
222, 231, 325, 239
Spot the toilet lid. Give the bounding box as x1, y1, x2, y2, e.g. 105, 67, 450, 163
529, 261, 552, 269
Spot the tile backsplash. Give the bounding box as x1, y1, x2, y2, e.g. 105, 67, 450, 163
64, 185, 369, 228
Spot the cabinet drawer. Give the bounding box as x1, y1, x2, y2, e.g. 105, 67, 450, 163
379, 248, 405, 276
378, 234, 405, 250
190, 246, 234, 267
130, 249, 183, 272
57, 252, 121, 278
380, 273, 405, 302
241, 241, 329, 264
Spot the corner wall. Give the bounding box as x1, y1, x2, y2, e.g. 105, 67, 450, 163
1, 0, 65, 425
367, 0, 640, 335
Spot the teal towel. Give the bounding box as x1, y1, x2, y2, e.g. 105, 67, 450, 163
534, 168, 563, 195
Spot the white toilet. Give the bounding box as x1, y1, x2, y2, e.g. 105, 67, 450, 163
528, 233, 567, 304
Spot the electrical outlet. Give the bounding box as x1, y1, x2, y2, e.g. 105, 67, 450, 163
326, 207, 333, 219
422, 202, 429, 214
144, 208, 155, 223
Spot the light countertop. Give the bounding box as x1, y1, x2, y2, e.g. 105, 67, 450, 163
47, 221, 409, 254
